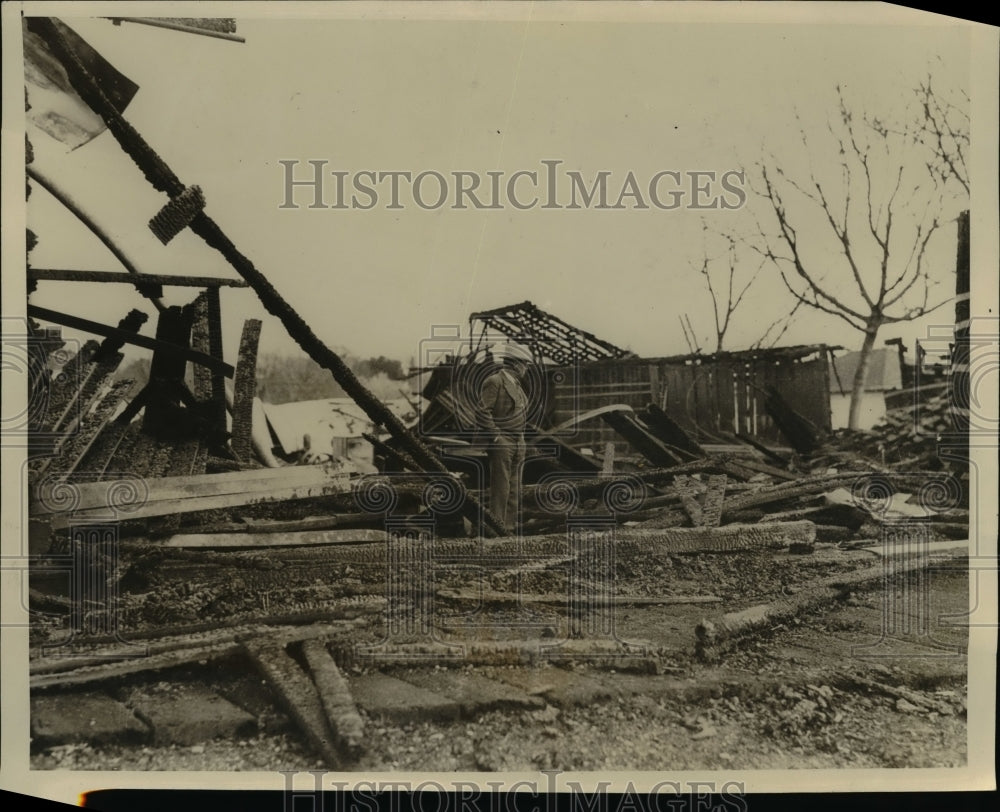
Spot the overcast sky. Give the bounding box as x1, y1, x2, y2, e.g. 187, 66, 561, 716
23, 3, 979, 368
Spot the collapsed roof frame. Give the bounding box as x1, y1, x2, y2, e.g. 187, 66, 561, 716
469, 300, 635, 366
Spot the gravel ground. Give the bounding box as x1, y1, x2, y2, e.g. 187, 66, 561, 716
28, 541, 968, 772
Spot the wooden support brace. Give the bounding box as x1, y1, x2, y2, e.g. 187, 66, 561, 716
230, 319, 262, 463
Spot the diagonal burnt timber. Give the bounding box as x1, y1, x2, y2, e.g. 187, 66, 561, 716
243, 641, 342, 768
600, 409, 685, 468
639, 404, 705, 459
26, 16, 506, 537
28, 304, 233, 377
300, 639, 365, 760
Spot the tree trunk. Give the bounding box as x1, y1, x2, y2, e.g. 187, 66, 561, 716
847, 320, 882, 430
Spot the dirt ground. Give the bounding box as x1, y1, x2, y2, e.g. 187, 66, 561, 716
30, 548, 969, 772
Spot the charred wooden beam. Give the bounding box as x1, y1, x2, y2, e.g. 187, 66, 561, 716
364, 432, 419, 472
600, 410, 684, 467
695, 542, 967, 661
671, 475, 703, 525
34, 340, 99, 436
173, 513, 384, 535
143, 305, 192, 433
189, 289, 227, 450
763, 386, 824, 457
734, 432, 791, 467
27, 305, 233, 377
43, 380, 134, 479
640, 404, 705, 459
243, 642, 342, 768
230, 319, 261, 463
300, 639, 365, 761
28, 268, 248, 287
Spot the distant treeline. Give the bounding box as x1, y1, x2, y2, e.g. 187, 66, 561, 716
113, 352, 409, 404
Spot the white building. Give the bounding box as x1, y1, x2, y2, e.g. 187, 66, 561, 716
829, 348, 903, 430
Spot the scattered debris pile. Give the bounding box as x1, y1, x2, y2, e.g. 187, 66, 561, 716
831, 390, 961, 473
23, 15, 969, 773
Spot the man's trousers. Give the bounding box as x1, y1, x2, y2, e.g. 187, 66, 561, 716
487, 434, 525, 531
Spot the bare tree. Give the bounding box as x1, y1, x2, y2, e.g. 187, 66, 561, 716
871, 66, 969, 196
694, 223, 801, 353
696, 228, 761, 353
748, 81, 968, 429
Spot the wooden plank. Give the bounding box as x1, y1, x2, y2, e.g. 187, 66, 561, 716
28, 304, 234, 377
178, 513, 383, 535
640, 403, 706, 459
28, 268, 248, 287
44, 476, 354, 528
437, 588, 721, 606
723, 455, 799, 482
33, 467, 353, 526
31, 620, 371, 687
31, 641, 241, 690
206, 287, 228, 444
33, 464, 352, 513
143, 306, 192, 433
159, 528, 389, 548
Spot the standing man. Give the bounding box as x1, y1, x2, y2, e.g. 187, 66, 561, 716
478, 343, 532, 532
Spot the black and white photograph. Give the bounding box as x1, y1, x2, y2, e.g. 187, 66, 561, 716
1, 0, 997, 803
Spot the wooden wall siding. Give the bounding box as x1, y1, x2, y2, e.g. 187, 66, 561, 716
548, 355, 831, 451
